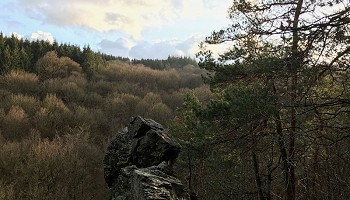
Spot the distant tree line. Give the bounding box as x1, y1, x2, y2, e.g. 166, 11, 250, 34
0, 33, 123, 74
0, 33, 198, 76
132, 56, 198, 70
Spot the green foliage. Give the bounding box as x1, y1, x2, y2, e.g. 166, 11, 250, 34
132, 56, 198, 70
193, 0, 350, 199
0, 33, 128, 74
81, 46, 102, 79
205, 84, 275, 124
171, 93, 215, 198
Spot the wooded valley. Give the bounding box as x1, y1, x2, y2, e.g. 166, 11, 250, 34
0, 34, 212, 199
1, 0, 350, 199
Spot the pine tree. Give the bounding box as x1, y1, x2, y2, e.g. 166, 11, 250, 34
197, 1, 350, 199
2, 45, 12, 73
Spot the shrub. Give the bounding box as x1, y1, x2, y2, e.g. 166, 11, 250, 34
104, 93, 141, 126
82, 92, 104, 108
193, 85, 215, 104
43, 78, 85, 104
35, 51, 83, 80
34, 94, 72, 138
113, 81, 146, 97
135, 92, 173, 125
89, 80, 114, 96
3, 94, 40, 116
0, 130, 108, 199
0, 70, 40, 95
162, 88, 191, 110
2, 105, 31, 140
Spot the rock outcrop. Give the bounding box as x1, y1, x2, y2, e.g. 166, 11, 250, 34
104, 116, 190, 200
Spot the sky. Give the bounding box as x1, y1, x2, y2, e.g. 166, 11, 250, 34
0, 0, 232, 59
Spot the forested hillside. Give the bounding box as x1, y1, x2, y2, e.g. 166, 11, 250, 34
0, 35, 212, 199
2, 0, 350, 199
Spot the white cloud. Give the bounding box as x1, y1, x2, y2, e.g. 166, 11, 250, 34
10, 32, 24, 40
15, 0, 231, 40
129, 34, 204, 59
94, 32, 229, 59
202, 0, 221, 8
98, 38, 134, 57
29, 30, 54, 44
99, 38, 133, 50
8, 0, 232, 58
130, 41, 178, 59
171, 0, 183, 9
15, 0, 178, 39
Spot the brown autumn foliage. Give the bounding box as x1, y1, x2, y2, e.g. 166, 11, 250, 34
35, 51, 83, 80
0, 129, 107, 200
0, 53, 212, 199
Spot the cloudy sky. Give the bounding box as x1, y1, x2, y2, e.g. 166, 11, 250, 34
0, 0, 232, 59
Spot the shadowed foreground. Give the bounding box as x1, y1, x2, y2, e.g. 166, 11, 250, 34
104, 116, 191, 200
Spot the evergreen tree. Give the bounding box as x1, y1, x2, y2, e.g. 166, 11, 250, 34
2, 45, 12, 73
197, 0, 350, 199
19, 47, 31, 71
81, 46, 96, 80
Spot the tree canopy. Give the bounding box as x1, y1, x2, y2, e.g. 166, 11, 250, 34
172, 0, 350, 199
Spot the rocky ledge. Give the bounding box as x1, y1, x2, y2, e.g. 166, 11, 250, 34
104, 116, 191, 200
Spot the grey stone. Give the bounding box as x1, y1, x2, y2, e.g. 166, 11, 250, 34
104, 127, 133, 188
103, 116, 190, 200
131, 128, 181, 168
128, 116, 164, 138
132, 164, 190, 200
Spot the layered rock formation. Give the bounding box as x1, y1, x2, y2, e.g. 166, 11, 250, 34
104, 116, 190, 200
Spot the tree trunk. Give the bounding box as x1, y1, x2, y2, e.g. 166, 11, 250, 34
251, 131, 265, 200
266, 161, 272, 200
287, 0, 304, 199
187, 149, 193, 193
273, 82, 290, 199
274, 112, 290, 199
